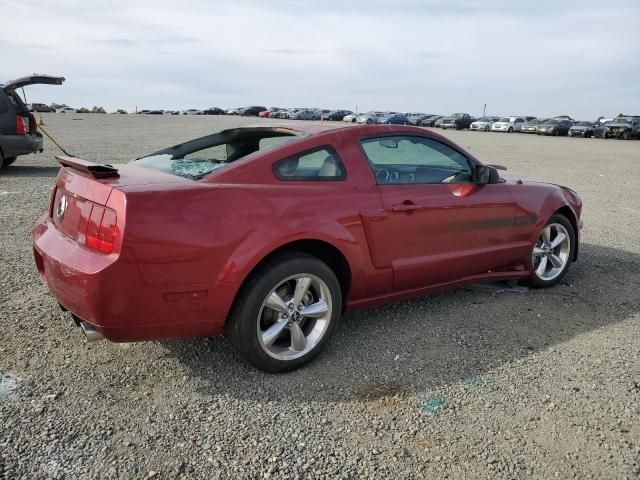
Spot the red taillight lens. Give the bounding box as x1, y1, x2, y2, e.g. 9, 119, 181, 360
15, 116, 26, 135
78, 204, 118, 254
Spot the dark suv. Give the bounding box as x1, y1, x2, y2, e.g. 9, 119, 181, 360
440, 113, 476, 130
0, 75, 65, 168
605, 116, 640, 140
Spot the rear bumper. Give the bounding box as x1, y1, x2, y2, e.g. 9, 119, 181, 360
32, 214, 239, 342
0, 133, 43, 158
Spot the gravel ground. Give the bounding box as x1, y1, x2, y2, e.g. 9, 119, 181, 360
1, 114, 639, 479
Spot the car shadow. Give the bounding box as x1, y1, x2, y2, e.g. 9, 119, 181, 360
162, 243, 640, 403
1, 165, 61, 178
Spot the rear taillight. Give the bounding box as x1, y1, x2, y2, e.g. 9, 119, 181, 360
15, 116, 26, 135
80, 204, 118, 254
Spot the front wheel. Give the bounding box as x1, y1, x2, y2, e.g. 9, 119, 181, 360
527, 215, 575, 288
226, 253, 342, 372
484, 126, 490, 132
508, 127, 513, 133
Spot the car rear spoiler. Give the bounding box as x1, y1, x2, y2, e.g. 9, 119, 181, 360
56, 156, 119, 179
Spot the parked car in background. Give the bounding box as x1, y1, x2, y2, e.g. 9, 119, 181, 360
418, 115, 443, 127
537, 119, 573, 136
554, 115, 574, 122
605, 116, 640, 140
491, 116, 526, 133
33, 123, 582, 372
202, 107, 225, 115
225, 107, 244, 115
357, 112, 385, 124
181, 109, 201, 115
569, 121, 599, 138
440, 113, 475, 130
0, 74, 65, 168
322, 110, 353, 121
313, 109, 331, 120
377, 113, 409, 125
29, 103, 55, 113
259, 108, 282, 118
592, 121, 608, 138
241, 106, 267, 116
470, 116, 500, 132
523, 116, 537, 122
406, 113, 428, 125
342, 112, 359, 123
57, 107, 76, 114
290, 109, 318, 120
521, 119, 546, 134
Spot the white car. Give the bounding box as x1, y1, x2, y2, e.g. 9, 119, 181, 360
57, 107, 76, 114
491, 116, 526, 133
343, 113, 359, 123
470, 116, 500, 132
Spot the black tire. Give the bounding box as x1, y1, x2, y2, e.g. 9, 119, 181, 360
226, 252, 342, 373
508, 127, 513, 133
484, 126, 490, 132
553, 129, 559, 137
622, 130, 630, 140
526, 214, 576, 289
366, 119, 372, 124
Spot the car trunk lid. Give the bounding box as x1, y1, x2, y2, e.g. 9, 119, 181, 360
3, 74, 65, 91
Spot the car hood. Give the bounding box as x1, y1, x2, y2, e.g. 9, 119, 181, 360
3, 74, 65, 91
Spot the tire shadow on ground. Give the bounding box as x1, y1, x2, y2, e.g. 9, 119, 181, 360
162, 242, 640, 403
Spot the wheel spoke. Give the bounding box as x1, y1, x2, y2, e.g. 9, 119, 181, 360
542, 226, 551, 245
550, 232, 567, 249
549, 254, 563, 269
261, 319, 289, 347
536, 256, 548, 276
292, 277, 312, 306
532, 246, 545, 257
289, 323, 306, 351
300, 300, 329, 319
265, 292, 288, 314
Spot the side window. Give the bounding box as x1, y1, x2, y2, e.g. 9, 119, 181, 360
360, 135, 473, 185
0, 93, 10, 115
273, 146, 346, 181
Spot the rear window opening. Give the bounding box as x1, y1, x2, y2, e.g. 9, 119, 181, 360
132, 127, 302, 180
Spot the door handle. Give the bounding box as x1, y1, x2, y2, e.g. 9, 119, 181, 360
391, 202, 422, 212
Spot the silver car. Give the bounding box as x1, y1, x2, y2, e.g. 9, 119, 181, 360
356, 111, 385, 124
491, 116, 526, 133
470, 116, 500, 132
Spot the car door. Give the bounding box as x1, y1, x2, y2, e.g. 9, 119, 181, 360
358, 134, 521, 291
514, 118, 525, 132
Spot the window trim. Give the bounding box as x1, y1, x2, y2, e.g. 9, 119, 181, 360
272, 144, 347, 182
357, 132, 477, 186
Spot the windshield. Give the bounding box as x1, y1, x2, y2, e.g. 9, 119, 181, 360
576, 121, 592, 127
450, 113, 464, 118
132, 128, 301, 180
544, 120, 559, 126
498, 117, 510, 122
477, 117, 492, 122
614, 118, 630, 124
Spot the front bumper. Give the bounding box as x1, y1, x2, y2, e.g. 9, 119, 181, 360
32, 214, 238, 342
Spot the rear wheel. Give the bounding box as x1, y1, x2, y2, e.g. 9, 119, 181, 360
226, 253, 342, 372
527, 215, 575, 288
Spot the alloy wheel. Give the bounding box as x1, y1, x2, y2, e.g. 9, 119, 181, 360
257, 274, 333, 361
532, 223, 571, 281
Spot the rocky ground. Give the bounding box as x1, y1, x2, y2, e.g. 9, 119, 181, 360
1, 114, 639, 479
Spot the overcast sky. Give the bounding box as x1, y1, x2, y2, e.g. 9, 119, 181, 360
2, 0, 639, 119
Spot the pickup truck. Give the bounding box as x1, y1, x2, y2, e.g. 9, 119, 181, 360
440, 113, 476, 130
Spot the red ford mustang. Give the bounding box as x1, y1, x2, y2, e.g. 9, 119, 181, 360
32, 124, 582, 372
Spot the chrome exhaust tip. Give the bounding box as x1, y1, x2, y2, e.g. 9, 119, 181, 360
79, 321, 104, 342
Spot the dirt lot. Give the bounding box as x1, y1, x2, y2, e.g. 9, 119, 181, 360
1, 114, 639, 479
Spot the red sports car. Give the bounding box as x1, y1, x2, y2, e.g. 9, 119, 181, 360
32, 124, 582, 372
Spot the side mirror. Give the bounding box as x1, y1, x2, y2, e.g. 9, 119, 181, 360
475, 165, 500, 184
